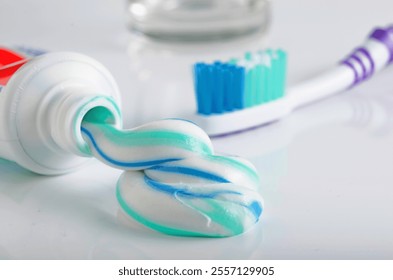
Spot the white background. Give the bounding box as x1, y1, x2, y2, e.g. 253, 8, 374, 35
1, 0, 393, 259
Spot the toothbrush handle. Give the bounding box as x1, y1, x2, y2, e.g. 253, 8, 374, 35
288, 25, 393, 108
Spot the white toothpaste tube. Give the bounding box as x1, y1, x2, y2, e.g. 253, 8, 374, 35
0, 47, 122, 175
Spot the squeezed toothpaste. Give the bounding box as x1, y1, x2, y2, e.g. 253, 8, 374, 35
81, 118, 263, 237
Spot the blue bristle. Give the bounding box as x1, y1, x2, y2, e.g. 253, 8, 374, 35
224, 65, 236, 111
197, 65, 210, 115
198, 64, 208, 114
214, 61, 223, 69
222, 64, 231, 112
204, 65, 214, 115
214, 64, 225, 113
235, 67, 245, 109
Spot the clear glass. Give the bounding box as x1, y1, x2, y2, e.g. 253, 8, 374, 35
126, 0, 271, 41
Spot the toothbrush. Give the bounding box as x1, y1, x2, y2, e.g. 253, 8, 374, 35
192, 25, 393, 136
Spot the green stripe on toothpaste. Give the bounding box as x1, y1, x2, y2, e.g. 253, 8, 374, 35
116, 182, 218, 237
89, 124, 213, 155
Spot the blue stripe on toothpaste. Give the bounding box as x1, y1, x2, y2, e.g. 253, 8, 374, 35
148, 165, 229, 183
145, 174, 262, 220
248, 201, 263, 220
144, 175, 240, 199
81, 126, 180, 168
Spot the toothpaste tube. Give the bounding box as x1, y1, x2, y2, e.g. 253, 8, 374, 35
0, 47, 122, 174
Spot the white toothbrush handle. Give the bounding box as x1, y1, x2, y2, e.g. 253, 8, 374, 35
288, 26, 393, 108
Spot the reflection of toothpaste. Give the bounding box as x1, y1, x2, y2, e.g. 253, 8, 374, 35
82, 119, 264, 237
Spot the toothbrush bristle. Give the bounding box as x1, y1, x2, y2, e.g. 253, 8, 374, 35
193, 49, 287, 115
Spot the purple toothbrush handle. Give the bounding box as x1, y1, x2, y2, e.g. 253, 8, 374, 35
341, 25, 393, 87
369, 26, 393, 63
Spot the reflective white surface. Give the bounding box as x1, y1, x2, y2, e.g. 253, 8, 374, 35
1, 0, 393, 259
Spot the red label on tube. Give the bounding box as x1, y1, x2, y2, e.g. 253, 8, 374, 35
0, 48, 28, 87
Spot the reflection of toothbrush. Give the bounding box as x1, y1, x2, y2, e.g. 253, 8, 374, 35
213, 91, 393, 191
192, 25, 393, 136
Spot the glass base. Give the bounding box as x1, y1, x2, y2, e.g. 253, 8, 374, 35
126, 0, 271, 42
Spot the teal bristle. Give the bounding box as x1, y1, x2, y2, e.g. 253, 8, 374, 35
193, 49, 287, 115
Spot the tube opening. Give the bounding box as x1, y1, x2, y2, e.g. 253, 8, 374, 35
82, 106, 118, 125
73, 96, 122, 157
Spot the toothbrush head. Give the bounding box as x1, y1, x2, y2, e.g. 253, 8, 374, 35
193, 49, 287, 116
